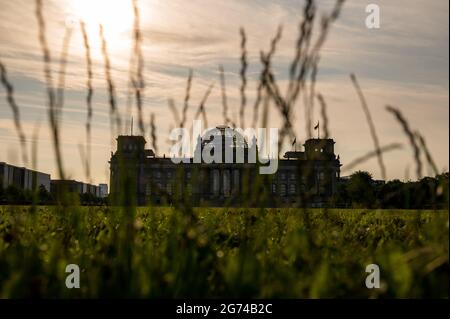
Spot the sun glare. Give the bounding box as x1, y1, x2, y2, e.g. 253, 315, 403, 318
69, 0, 135, 39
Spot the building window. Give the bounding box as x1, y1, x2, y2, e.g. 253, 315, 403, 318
145, 183, 151, 196
223, 170, 230, 196
186, 184, 193, 196
280, 172, 286, 180
319, 185, 326, 195
167, 171, 173, 179
166, 183, 173, 195
289, 172, 296, 180
289, 183, 296, 195
272, 183, 277, 194
154, 171, 161, 179
212, 169, 220, 195
186, 171, 191, 179
233, 169, 240, 192
280, 184, 287, 196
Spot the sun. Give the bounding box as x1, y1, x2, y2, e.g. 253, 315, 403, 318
68, 0, 135, 39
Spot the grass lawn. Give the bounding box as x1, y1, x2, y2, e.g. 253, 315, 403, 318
0, 206, 448, 298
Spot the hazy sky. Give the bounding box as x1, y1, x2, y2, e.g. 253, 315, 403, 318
0, 0, 448, 184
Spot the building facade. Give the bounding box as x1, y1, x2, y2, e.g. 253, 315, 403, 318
109, 126, 342, 207
99, 183, 109, 198
51, 180, 100, 198
0, 162, 50, 191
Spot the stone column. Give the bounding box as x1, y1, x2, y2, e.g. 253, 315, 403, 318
331, 168, 336, 194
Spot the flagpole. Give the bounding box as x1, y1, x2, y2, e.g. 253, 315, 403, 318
131, 117, 134, 136
317, 121, 320, 139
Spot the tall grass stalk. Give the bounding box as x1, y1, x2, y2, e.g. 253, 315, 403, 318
0, 62, 28, 165
35, 0, 65, 180
350, 73, 386, 180
80, 21, 94, 183
386, 105, 423, 179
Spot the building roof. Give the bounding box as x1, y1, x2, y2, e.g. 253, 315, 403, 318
200, 125, 249, 150
283, 151, 305, 159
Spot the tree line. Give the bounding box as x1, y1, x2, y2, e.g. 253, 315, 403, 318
0, 172, 448, 209
332, 171, 449, 209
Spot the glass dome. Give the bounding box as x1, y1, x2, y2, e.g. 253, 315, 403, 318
200, 125, 249, 151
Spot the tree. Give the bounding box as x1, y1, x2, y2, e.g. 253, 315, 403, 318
436, 173, 449, 208
346, 171, 375, 208
37, 185, 52, 204
5, 185, 23, 204
377, 179, 403, 208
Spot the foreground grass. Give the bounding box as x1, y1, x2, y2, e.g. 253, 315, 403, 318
0, 206, 448, 298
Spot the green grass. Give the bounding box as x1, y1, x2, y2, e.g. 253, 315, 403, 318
0, 206, 448, 298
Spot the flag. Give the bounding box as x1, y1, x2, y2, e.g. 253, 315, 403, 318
314, 121, 319, 130
292, 138, 296, 146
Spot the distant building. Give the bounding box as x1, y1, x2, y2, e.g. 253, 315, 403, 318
51, 180, 82, 197
51, 180, 100, 198
99, 183, 108, 198
0, 162, 50, 191
109, 125, 342, 207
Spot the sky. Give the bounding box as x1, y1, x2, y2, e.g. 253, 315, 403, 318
0, 0, 448, 185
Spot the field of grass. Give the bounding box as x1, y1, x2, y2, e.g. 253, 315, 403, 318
0, 205, 447, 298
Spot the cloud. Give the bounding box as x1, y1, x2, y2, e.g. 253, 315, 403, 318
0, 0, 448, 182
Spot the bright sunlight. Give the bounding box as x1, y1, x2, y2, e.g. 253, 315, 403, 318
68, 0, 135, 39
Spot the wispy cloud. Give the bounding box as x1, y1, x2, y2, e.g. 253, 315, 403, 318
0, 0, 448, 183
